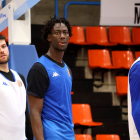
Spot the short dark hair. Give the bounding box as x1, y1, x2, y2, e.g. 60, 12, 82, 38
0, 34, 6, 42
41, 16, 72, 43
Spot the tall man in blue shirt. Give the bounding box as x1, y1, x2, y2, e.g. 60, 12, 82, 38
27, 16, 75, 140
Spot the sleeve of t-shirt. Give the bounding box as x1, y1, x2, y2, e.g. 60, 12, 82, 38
27, 62, 50, 98
129, 60, 140, 137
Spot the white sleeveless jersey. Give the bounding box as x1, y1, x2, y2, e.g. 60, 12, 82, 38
0, 69, 26, 140
128, 57, 140, 140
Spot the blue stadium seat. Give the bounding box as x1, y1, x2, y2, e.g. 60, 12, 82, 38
8, 45, 38, 83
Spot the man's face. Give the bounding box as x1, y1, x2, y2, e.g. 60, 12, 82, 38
48, 23, 69, 51
0, 40, 9, 64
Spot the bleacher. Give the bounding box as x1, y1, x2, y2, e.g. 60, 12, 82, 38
1, 23, 139, 140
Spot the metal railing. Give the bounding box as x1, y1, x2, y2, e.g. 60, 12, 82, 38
64, 1, 100, 19
55, 0, 58, 18
55, 0, 100, 19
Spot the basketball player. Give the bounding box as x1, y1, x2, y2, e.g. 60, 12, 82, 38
128, 57, 140, 140
27, 16, 75, 140
0, 34, 32, 140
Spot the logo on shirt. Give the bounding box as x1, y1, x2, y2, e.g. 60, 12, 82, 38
67, 69, 70, 77
2, 82, 9, 86
52, 72, 60, 77
0, 13, 6, 19
17, 80, 22, 87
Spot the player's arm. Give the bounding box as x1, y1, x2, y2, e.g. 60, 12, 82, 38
129, 61, 140, 137
28, 95, 44, 140
27, 63, 49, 140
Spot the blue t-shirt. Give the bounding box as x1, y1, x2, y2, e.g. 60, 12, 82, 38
35, 55, 75, 140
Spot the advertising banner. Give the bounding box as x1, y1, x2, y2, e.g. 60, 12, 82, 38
100, 0, 140, 26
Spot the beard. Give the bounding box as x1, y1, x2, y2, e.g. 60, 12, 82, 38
0, 55, 10, 64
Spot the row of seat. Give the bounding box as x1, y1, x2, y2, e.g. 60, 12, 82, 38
75, 134, 120, 140
88, 50, 129, 96
1, 26, 140, 47
88, 50, 140, 69
71, 76, 128, 96
69, 26, 140, 46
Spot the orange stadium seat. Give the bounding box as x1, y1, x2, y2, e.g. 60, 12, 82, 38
109, 26, 138, 45
132, 27, 140, 45
72, 104, 103, 127
69, 26, 93, 45
135, 51, 140, 60
88, 49, 114, 69
96, 134, 120, 140
0, 27, 8, 42
116, 76, 128, 96
75, 134, 93, 140
112, 51, 134, 69
86, 27, 117, 46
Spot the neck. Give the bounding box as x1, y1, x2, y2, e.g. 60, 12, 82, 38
47, 48, 64, 63
0, 63, 9, 73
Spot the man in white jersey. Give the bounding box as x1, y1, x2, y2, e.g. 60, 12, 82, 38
128, 57, 140, 140
0, 34, 31, 140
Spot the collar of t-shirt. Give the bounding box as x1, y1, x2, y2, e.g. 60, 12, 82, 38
43, 54, 65, 68
0, 70, 14, 81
